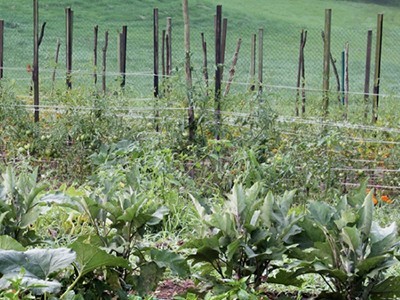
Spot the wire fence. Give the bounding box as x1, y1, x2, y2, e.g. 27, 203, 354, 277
1, 2, 400, 103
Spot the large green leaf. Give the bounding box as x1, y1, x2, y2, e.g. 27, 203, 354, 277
341, 226, 361, 255
370, 276, 400, 299
147, 206, 169, 225
150, 248, 190, 277
226, 183, 247, 223
268, 269, 304, 287
0, 235, 25, 251
69, 241, 129, 277
308, 201, 335, 226
357, 255, 396, 277
0, 248, 75, 279
0, 248, 76, 295
359, 190, 373, 238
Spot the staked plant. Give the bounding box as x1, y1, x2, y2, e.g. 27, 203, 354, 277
186, 182, 303, 291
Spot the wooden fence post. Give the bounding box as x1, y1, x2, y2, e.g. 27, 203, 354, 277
162, 29, 166, 77
223, 38, 242, 97
93, 25, 98, 85
296, 30, 305, 116
119, 25, 127, 88
372, 14, 383, 124
51, 39, 61, 89
0, 20, 4, 80
65, 7, 73, 89
153, 8, 159, 131
102, 31, 108, 94
344, 42, 349, 120
249, 33, 256, 91
341, 50, 345, 104
322, 9, 332, 117
33, 0, 39, 122
258, 28, 264, 95
301, 31, 307, 115
215, 5, 222, 140
201, 33, 209, 93
182, 0, 194, 142
364, 30, 372, 120
166, 17, 172, 75
221, 18, 227, 80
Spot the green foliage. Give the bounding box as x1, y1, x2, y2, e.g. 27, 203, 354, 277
0, 247, 76, 295
187, 182, 302, 289
291, 185, 400, 300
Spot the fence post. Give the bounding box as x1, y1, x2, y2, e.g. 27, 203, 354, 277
153, 8, 159, 132
322, 9, 332, 117
51, 39, 61, 90
372, 14, 383, 124
65, 7, 73, 89
341, 50, 345, 104
182, 0, 194, 142
296, 30, 305, 116
223, 38, 242, 97
93, 25, 98, 85
221, 18, 227, 80
0, 20, 4, 80
364, 30, 372, 121
102, 31, 108, 94
249, 33, 256, 91
258, 28, 264, 95
344, 42, 349, 120
166, 17, 172, 75
215, 5, 222, 140
33, 0, 39, 122
119, 25, 127, 88
162, 29, 166, 77
301, 31, 307, 116
201, 33, 209, 93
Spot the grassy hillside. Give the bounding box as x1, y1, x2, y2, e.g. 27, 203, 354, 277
0, 0, 400, 98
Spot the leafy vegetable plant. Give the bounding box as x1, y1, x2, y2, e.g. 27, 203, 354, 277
187, 182, 303, 290
291, 185, 400, 300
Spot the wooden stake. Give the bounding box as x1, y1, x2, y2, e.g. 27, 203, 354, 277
372, 14, 383, 123
162, 29, 166, 77
33, 0, 39, 122
249, 34, 256, 91
93, 25, 98, 85
102, 31, 108, 94
344, 42, 349, 120
258, 28, 264, 95
322, 9, 332, 116
296, 30, 305, 116
119, 25, 127, 88
183, 0, 194, 141
223, 38, 241, 97
0, 20, 4, 80
301, 31, 307, 115
215, 5, 222, 139
51, 38, 61, 90
364, 30, 373, 120
166, 17, 172, 75
65, 7, 73, 89
201, 32, 209, 93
